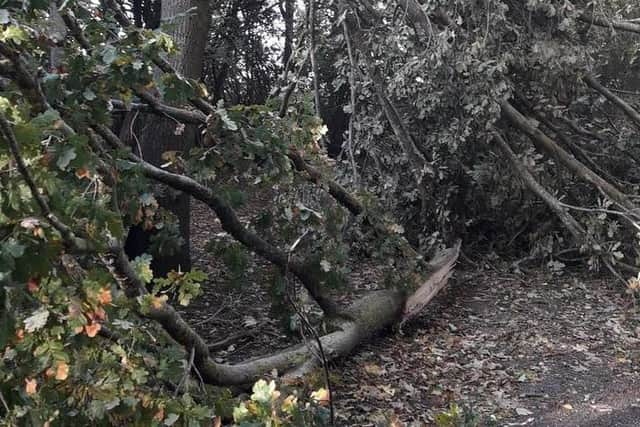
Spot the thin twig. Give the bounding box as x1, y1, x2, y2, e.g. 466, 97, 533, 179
0, 112, 90, 251
0, 390, 9, 413
342, 21, 359, 185
284, 231, 335, 426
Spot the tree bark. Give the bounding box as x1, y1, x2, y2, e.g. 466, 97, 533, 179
500, 100, 638, 216
583, 73, 640, 129
120, 0, 212, 276
493, 132, 586, 242
308, 0, 322, 117
577, 13, 640, 35
280, 0, 294, 70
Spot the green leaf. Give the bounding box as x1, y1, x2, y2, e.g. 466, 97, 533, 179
0, 9, 10, 24
83, 89, 97, 101
0, 25, 27, 44
101, 45, 118, 65
131, 254, 154, 284
159, 74, 195, 103
4, 238, 25, 258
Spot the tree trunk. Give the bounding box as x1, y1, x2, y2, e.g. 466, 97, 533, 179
121, 0, 211, 276
280, 0, 294, 69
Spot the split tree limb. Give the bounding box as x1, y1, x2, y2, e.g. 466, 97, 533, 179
401, 240, 460, 326
1, 2, 467, 390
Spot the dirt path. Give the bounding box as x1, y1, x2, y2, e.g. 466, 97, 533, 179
185, 202, 640, 426
333, 269, 640, 426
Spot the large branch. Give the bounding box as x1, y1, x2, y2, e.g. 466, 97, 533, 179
115, 238, 406, 385
0, 2, 469, 390
583, 73, 640, 129
499, 100, 638, 216
578, 13, 640, 35
493, 132, 587, 241
493, 131, 631, 281
92, 124, 344, 318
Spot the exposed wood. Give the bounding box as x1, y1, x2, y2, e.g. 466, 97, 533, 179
401, 240, 461, 326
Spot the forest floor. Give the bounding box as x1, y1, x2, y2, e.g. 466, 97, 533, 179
183, 200, 640, 426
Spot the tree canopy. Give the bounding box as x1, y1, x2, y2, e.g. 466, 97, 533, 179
1, 0, 639, 425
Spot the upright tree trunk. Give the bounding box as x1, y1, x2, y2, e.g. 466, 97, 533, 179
121, 0, 211, 276
281, 0, 294, 69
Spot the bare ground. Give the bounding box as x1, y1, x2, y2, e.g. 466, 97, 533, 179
185, 201, 640, 426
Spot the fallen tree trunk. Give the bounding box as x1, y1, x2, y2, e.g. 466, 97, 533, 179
7, 7, 465, 391
113, 242, 460, 386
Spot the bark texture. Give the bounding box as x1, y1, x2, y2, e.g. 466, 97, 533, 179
500, 100, 638, 215
120, 0, 212, 275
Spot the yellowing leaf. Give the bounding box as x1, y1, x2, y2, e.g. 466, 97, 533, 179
25, 378, 37, 395
153, 407, 164, 421
250, 379, 276, 403
97, 287, 112, 305
85, 322, 101, 338
45, 368, 55, 379
310, 388, 330, 406
75, 167, 91, 179
281, 395, 298, 413
151, 295, 168, 309
55, 361, 69, 380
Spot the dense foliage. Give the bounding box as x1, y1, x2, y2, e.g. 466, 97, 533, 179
1, 0, 639, 424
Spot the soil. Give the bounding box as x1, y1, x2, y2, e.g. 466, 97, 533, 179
184, 200, 640, 426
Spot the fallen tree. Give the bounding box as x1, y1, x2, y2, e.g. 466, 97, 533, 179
0, 2, 463, 424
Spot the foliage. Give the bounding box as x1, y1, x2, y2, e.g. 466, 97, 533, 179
0, 0, 335, 423
230, 380, 330, 426
1, 0, 639, 423
322, 0, 640, 262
